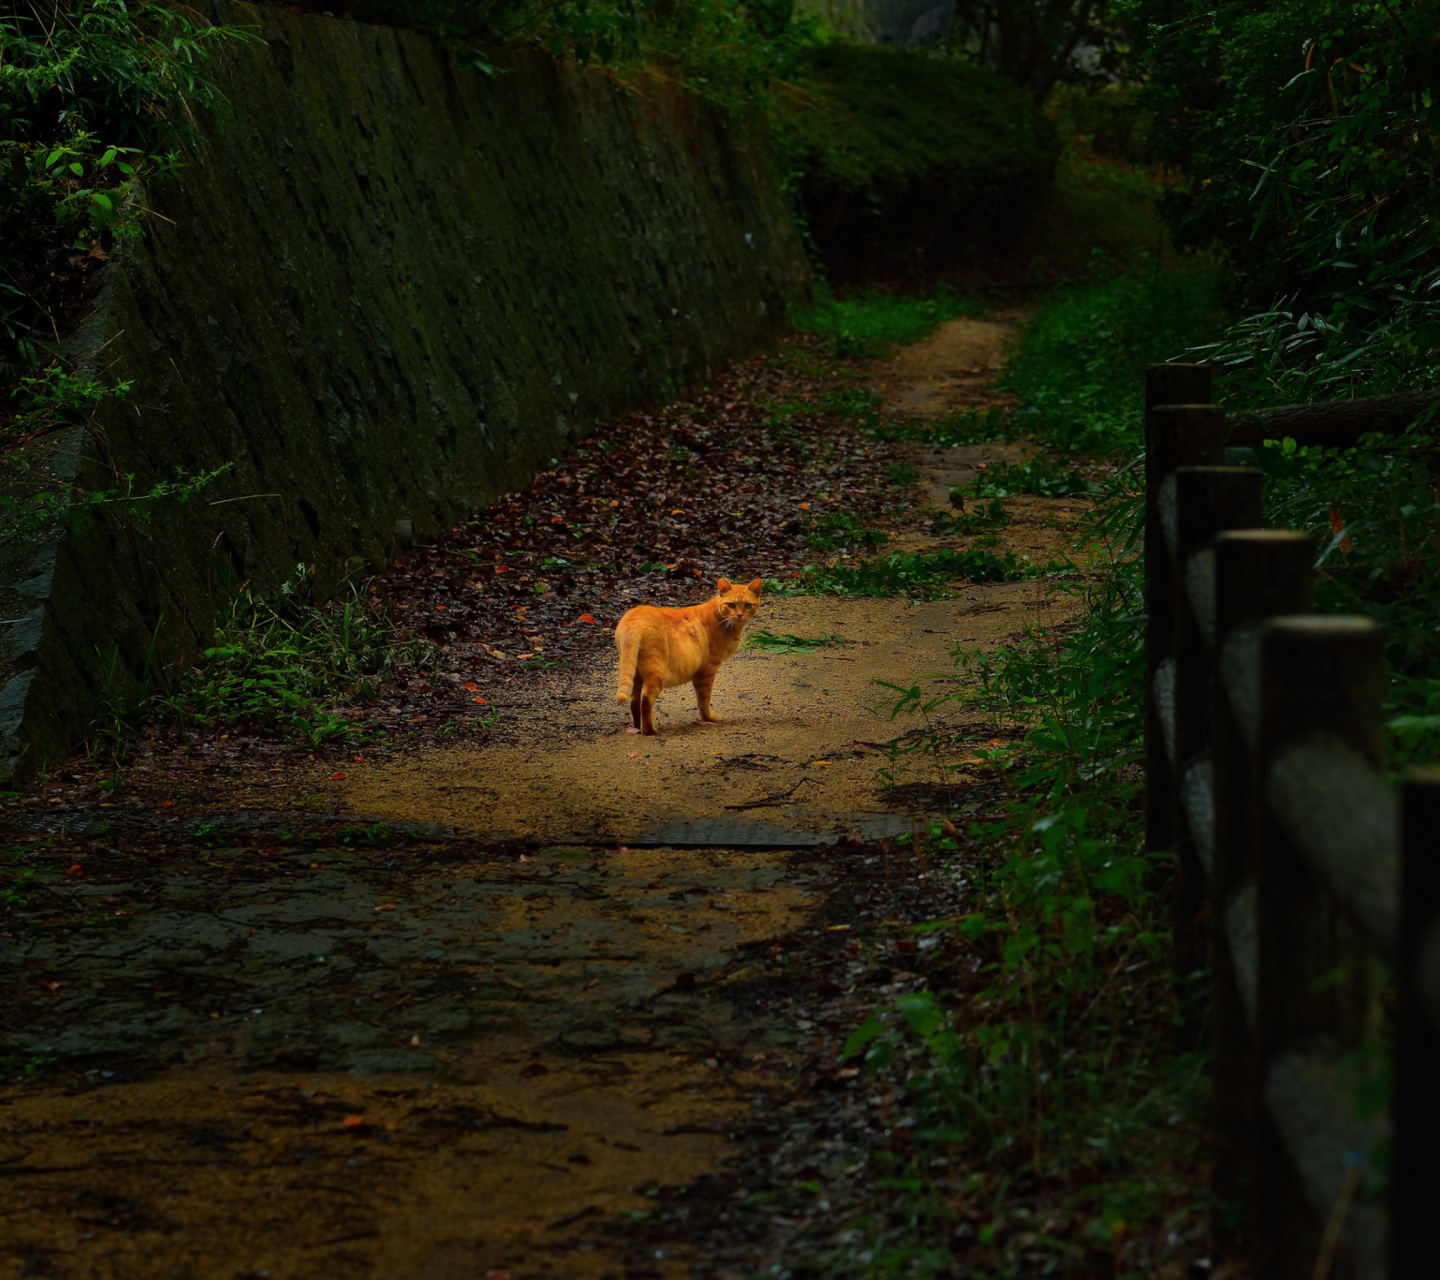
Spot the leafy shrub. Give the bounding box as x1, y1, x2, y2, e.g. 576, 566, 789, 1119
772, 43, 1059, 279
0, 0, 254, 380
161, 565, 437, 745
1129, 0, 1439, 402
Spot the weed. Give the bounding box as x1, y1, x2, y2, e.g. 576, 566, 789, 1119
791, 547, 1047, 598
964, 458, 1099, 500
339, 822, 394, 847
807, 510, 889, 553
159, 564, 436, 745
928, 494, 1011, 539
744, 629, 848, 653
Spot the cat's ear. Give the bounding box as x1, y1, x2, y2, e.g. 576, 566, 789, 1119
717, 577, 732, 592
748, 578, 764, 594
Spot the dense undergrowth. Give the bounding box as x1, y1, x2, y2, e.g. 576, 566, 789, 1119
811, 266, 1231, 1275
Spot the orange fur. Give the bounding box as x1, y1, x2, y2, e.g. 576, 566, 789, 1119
614, 577, 763, 735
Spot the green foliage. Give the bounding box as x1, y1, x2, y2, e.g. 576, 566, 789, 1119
160, 565, 437, 746
1240, 424, 1440, 771
941, 493, 1010, 535
772, 43, 1059, 277
789, 284, 984, 356
1001, 268, 1229, 454
0, 462, 231, 544
805, 508, 888, 553
1126, 0, 1439, 400
1, 0, 256, 376
963, 457, 1098, 500
791, 546, 1047, 597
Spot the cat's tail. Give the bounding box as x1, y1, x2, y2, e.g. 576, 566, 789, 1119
615, 626, 639, 703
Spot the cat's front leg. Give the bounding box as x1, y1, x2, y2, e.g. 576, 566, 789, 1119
694, 672, 721, 723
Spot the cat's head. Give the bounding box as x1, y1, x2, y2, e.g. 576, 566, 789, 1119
716, 577, 763, 631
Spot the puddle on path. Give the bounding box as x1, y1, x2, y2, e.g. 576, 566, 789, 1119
2, 842, 819, 1278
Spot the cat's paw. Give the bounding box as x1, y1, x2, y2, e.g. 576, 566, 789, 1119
698, 718, 721, 726
625, 726, 642, 735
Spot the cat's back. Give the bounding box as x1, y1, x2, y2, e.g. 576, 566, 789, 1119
616, 600, 706, 642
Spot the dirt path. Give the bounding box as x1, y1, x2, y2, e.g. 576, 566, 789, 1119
0, 317, 1089, 1279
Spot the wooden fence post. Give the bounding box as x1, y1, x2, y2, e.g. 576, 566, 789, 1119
1390, 770, 1440, 1273
1256, 616, 1385, 1280
1144, 364, 1215, 861
1164, 466, 1264, 1005
1208, 531, 1315, 1240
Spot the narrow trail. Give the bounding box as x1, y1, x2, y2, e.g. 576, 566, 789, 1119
0, 317, 1092, 1279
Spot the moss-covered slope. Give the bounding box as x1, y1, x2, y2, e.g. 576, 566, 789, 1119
774, 44, 1059, 279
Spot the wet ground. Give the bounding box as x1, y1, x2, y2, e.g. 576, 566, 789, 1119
0, 316, 1096, 1279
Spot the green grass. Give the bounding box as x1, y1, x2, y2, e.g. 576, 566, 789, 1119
790, 285, 985, 357
962, 458, 1100, 500
1001, 267, 1230, 455
783, 547, 1054, 598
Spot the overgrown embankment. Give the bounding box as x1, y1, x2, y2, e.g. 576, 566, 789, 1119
0, 0, 808, 778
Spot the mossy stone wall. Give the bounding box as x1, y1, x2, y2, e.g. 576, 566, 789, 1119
0, 2, 808, 777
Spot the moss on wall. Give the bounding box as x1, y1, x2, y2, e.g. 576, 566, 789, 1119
0, 2, 808, 777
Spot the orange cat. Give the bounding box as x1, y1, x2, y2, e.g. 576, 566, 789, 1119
614, 577, 764, 735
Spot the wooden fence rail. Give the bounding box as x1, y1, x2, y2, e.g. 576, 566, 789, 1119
1143, 365, 1440, 1280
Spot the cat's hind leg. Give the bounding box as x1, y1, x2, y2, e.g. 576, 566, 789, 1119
639, 669, 664, 736
694, 672, 720, 724
626, 670, 644, 734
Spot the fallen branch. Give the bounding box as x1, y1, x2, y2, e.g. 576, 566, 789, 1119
723, 776, 817, 811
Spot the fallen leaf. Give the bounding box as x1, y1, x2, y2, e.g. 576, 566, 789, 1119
577, 613, 596, 624
1328, 503, 1354, 554
66, 865, 83, 879
374, 903, 395, 913
342, 1115, 366, 1129
472, 697, 487, 704
330, 773, 347, 781
41, 981, 63, 991
410, 1034, 422, 1046
464, 682, 478, 691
